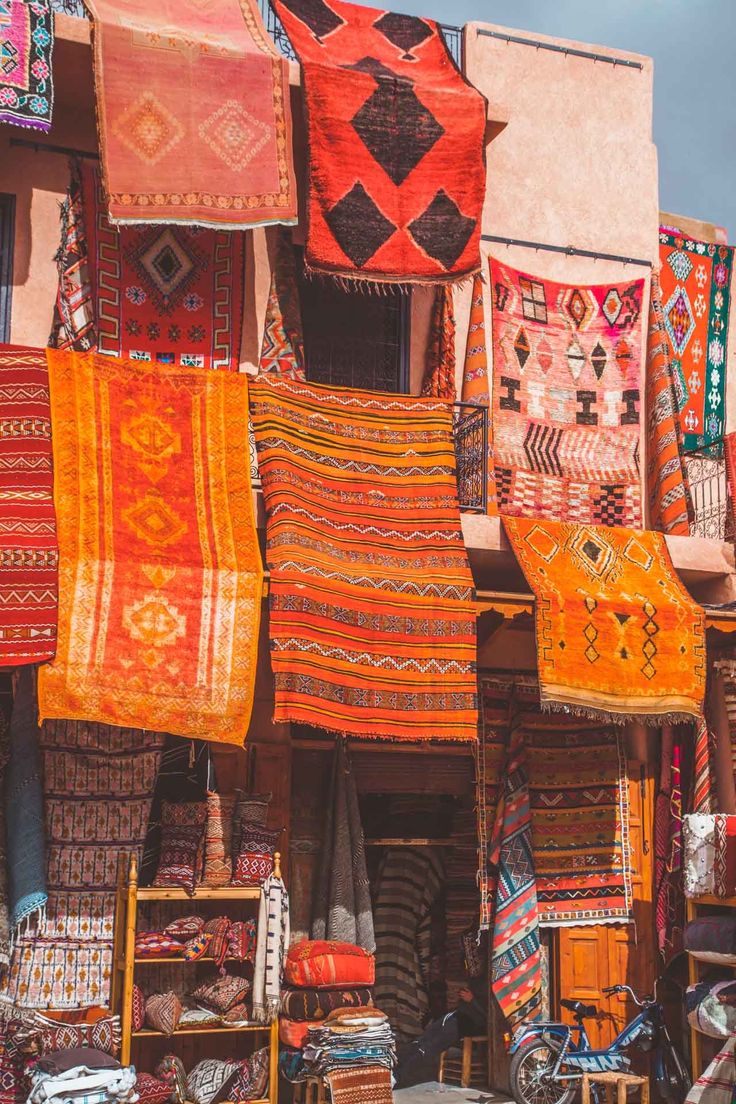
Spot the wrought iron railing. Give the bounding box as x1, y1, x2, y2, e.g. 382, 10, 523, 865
50, 0, 88, 16
684, 447, 734, 542
453, 401, 487, 513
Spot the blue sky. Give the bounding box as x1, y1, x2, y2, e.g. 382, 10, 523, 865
395, 0, 736, 238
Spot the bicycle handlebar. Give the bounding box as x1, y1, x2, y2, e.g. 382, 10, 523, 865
601, 984, 648, 1006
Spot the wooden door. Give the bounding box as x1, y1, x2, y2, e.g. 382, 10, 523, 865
556, 760, 655, 1048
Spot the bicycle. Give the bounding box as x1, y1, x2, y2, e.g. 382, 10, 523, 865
508, 982, 691, 1104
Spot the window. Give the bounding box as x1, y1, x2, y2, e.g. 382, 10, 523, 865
0, 194, 15, 344
297, 258, 411, 393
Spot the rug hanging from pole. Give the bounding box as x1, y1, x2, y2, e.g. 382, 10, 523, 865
461, 270, 497, 512
86, 0, 297, 228
259, 229, 306, 379
38, 349, 263, 745
504, 515, 706, 724
658, 229, 733, 453
78, 162, 244, 370
0, 0, 53, 133
0, 344, 57, 666
272, 0, 486, 284
250, 374, 477, 740
489, 257, 644, 526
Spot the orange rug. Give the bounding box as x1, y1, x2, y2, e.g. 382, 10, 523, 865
504, 516, 705, 723
38, 349, 262, 744
250, 374, 477, 741
86, 0, 296, 228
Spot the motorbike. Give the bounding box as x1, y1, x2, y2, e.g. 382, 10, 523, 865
508, 982, 691, 1104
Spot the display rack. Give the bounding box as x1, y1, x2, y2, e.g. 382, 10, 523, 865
112, 852, 281, 1104
685, 894, 736, 1080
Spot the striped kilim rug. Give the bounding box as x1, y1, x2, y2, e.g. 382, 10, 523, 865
250, 374, 477, 741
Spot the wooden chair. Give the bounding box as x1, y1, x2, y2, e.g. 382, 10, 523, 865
293, 1076, 326, 1104
581, 1071, 650, 1104
438, 1035, 489, 1089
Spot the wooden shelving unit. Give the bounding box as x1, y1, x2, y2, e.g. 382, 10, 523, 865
685, 894, 736, 1080
112, 853, 281, 1104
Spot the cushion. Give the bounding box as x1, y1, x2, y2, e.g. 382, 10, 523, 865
132, 986, 146, 1033
164, 916, 205, 940
10, 1016, 122, 1058
187, 1060, 238, 1104
184, 933, 212, 962
687, 980, 736, 1037
279, 987, 373, 1022
221, 1003, 249, 1024
203, 792, 235, 888
35, 1048, 121, 1074
204, 916, 231, 968
232, 791, 272, 851
145, 992, 183, 1036
135, 1073, 172, 1104
248, 1047, 270, 1100
324, 1006, 386, 1024
178, 1008, 222, 1028
153, 801, 208, 893
284, 941, 376, 988
685, 917, 736, 965
154, 1056, 188, 1104
219, 1049, 269, 1104
232, 823, 279, 887
135, 932, 185, 958
228, 919, 257, 963
191, 974, 251, 1015
279, 1018, 318, 1049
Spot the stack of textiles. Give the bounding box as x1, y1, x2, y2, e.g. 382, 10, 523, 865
279, 940, 375, 1052
302, 1007, 395, 1074
128, 1049, 270, 1104
26, 1049, 137, 1104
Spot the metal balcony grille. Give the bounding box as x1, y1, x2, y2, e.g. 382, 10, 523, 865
50, 0, 88, 15
453, 402, 487, 513
684, 447, 734, 541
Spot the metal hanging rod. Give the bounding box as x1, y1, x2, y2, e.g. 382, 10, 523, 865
9, 137, 98, 159
482, 233, 652, 268
475, 28, 643, 70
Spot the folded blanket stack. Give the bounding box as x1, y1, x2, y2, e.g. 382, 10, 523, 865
302, 1008, 396, 1076
278, 940, 376, 1052
28, 1049, 138, 1104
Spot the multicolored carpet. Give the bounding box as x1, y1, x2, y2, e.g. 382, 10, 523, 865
646, 271, 692, 535
658, 229, 733, 452
0, 0, 53, 132
489, 723, 542, 1027
461, 270, 497, 511
38, 349, 263, 745
420, 287, 456, 399
3, 719, 163, 1008
250, 374, 477, 740
272, 0, 486, 284
259, 229, 306, 379
86, 0, 296, 227
80, 162, 244, 370
489, 257, 644, 526
504, 516, 706, 723
0, 344, 57, 665
49, 165, 96, 353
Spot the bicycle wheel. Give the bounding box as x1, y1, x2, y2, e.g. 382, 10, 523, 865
657, 1043, 691, 1104
509, 1039, 577, 1104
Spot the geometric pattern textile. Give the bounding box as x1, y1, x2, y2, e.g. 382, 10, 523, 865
80, 162, 244, 371
2, 719, 163, 1008
0, 0, 53, 132
489, 723, 542, 1028
324, 1066, 393, 1104
37, 349, 263, 745
658, 230, 733, 452
250, 373, 477, 740
476, 674, 632, 929
48, 164, 96, 353
489, 257, 644, 526
504, 516, 706, 723
259, 229, 305, 380
461, 271, 498, 512
420, 286, 456, 400
85, 0, 296, 228
646, 270, 693, 535
272, 0, 486, 284
0, 344, 57, 665
654, 728, 685, 962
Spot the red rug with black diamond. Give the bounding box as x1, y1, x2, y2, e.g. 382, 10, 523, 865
272, 0, 486, 284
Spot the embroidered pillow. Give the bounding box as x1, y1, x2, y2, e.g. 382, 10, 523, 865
280, 986, 373, 1021
232, 823, 278, 887
145, 992, 182, 1036
187, 1060, 238, 1104
217, 1049, 269, 1104
155, 1055, 188, 1104
227, 919, 256, 962
153, 801, 208, 893
190, 973, 251, 1014
164, 915, 205, 940
203, 792, 235, 888
232, 791, 272, 845
178, 1008, 222, 1028
132, 986, 146, 1033
184, 933, 212, 962
19, 1016, 122, 1058
284, 940, 375, 988
135, 1073, 172, 1104
135, 932, 185, 958
204, 917, 231, 969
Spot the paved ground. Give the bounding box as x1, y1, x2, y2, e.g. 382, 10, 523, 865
394, 1083, 513, 1104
